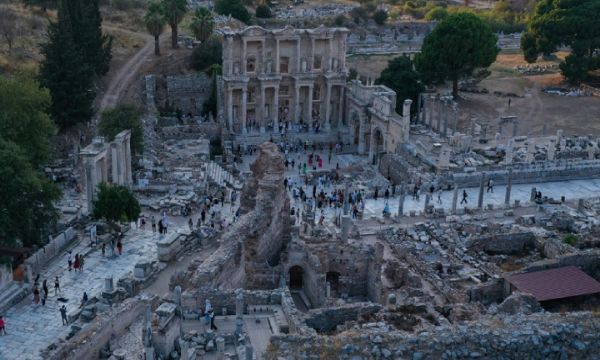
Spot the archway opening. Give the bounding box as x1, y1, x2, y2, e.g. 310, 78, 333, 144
289, 265, 304, 290
326, 271, 341, 296
372, 128, 385, 165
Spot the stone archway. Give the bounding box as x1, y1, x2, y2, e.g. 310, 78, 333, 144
326, 271, 341, 296
371, 127, 385, 165
289, 265, 304, 290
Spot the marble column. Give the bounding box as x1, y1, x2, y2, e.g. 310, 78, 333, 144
307, 84, 313, 125
398, 185, 405, 216
452, 187, 459, 213
338, 86, 345, 129
242, 40, 247, 75
227, 88, 233, 131
227, 37, 233, 75
296, 39, 301, 72
275, 39, 280, 73
505, 167, 512, 206
357, 116, 365, 154
294, 85, 300, 124
260, 85, 266, 133
273, 86, 279, 131
325, 83, 332, 130
368, 127, 374, 162
241, 87, 248, 134
478, 173, 485, 209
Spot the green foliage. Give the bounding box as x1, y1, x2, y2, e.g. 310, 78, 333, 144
39, 0, 96, 128
145, 1, 166, 55
209, 137, 223, 160
0, 72, 56, 168
0, 139, 60, 248
22, 0, 57, 10
350, 6, 368, 24
190, 36, 223, 72
93, 182, 141, 224
425, 6, 448, 21
98, 104, 144, 157
348, 68, 358, 81
255, 4, 272, 18
372, 9, 388, 25
376, 56, 424, 116
563, 234, 579, 246
202, 68, 219, 118
416, 12, 499, 97
333, 14, 346, 27
190, 7, 214, 42
214, 0, 250, 23
161, 0, 187, 48
38, 0, 112, 128
521, 0, 600, 83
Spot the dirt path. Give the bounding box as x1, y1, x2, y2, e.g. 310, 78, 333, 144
96, 25, 155, 116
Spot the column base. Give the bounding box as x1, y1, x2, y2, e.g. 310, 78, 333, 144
242, 128, 247, 134
260, 126, 265, 134
324, 122, 331, 131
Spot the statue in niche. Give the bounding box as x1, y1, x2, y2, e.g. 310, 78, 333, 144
301, 58, 308, 72
266, 60, 273, 74
233, 62, 241, 75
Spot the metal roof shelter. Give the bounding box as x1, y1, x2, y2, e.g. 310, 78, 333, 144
506, 266, 600, 302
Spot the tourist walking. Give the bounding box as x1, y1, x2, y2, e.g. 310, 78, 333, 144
80, 292, 88, 308
102, 243, 106, 257
73, 254, 80, 271
117, 239, 123, 256
151, 215, 156, 233
42, 279, 49, 299
33, 286, 40, 305
0, 315, 6, 335
67, 251, 73, 271
60, 305, 68, 325
79, 255, 85, 272
54, 276, 60, 295
461, 190, 468, 204
209, 310, 218, 330
437, 188, 443, 205
487, 179, 494, 193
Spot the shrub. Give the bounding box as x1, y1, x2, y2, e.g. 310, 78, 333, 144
563, 234, 579, 246
372, 9, 388, 25
255, 4, 272, 18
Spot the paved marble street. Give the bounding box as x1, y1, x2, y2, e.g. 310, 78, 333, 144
0, 225, 181, 360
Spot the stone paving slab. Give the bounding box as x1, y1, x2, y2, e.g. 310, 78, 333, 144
0, 226, 179, 360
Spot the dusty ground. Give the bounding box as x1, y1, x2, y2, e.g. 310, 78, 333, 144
348, 51, 600, 137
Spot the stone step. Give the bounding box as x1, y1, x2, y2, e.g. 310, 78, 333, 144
0, 283, 29, 314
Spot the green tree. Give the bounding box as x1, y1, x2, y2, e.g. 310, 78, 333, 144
98, 104, 144, 157
425, 6, 448, 21
0, 139, 60, 248
190, 7, 214, 43
214, 0, 251, 23
190, 36, 223, 72
74, 0, 112, 76
255, 4, 272, 18
202, 65, 221, 119
416, 12, 499, 98
161, 0, 187, 49
372, 9, 388, 25
376, 56, 424, 115
145, 1, 166, 55
0, 73, 56, 168
22, 0, 57, 11
93, 182, 141, 225
521, 0, 600, 83
39, 0, 96, 128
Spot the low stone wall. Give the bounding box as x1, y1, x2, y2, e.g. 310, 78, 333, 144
304, 302, 381, 333
24, 227, 77, 281
161, 123, 221, 140
467, 232, 535, 255
166, 74, 212, 115
468, 278, 506, 305
181, 288, 281, 315
448, 160, 600, 188
519, 249, 600, 279
43, 296, 159, 360
266, 312, 600, 360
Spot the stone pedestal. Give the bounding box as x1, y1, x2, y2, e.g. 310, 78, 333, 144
341, 215, 351, 241
236, 291, 244, 317
477, 174, 485, 209
452, 187, 459, 213
505, 168, 513, 206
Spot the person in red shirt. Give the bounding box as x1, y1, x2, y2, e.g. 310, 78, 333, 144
0, 315, 7, 335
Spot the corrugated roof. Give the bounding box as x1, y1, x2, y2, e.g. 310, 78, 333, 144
506, 266, 600, 302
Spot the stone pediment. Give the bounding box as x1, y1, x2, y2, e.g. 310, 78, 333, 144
274, 25, 297, 36
242, 25, 268, 37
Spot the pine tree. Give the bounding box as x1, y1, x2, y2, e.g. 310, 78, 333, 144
39, 0, 95, 127
78, 0, 112, 76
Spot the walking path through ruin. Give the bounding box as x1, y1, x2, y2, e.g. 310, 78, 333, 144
0, 225, 180, 360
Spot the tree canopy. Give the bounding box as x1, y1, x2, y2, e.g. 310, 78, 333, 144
376, 56, 424, 116
39, 0, 112, 128
372, 9, 388, 25
190, 7, 215, 43
0, 139, 60, 248
93, 182, 140, 224
415, 12, 499, 98
161, 0, 187, 49
99, 104, 144, 157
214, 0, 250, 23
0, 73, 56, 168
521, 0, 600, 83
145, 1, 166, 55
191, 36, 223, 73
255, 4, 272, 18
